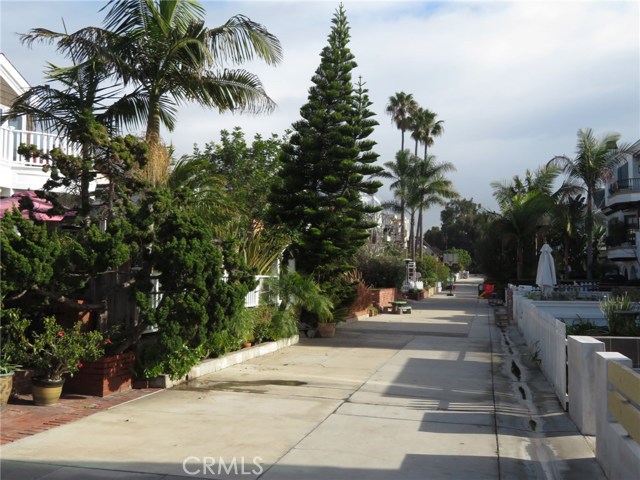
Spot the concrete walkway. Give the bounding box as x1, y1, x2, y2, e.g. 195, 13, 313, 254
0, 277, 606, 479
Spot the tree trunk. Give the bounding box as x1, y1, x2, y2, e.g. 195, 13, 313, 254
80, 142, 91, 216
517, 237, 523, 280
145, 94, 162, 147
409, 210, 416, 259
400, 200, 406, 254
563, 237, 570, 280
417, 207, 423, 259
585, 189, 594, 279
144, 93, 169, 186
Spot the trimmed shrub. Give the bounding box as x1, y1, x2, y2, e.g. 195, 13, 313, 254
355, 251, 405, 289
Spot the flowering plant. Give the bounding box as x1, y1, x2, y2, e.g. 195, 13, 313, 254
5, 314, 105, 381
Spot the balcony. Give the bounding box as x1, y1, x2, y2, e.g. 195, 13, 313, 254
607, 230, 640, 261
0, 125, 80, 196
606, 177, 640, 212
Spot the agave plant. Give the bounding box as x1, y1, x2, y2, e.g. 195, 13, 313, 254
600, 293, 640, 336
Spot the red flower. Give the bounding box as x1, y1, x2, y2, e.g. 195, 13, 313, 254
57, 331, 64, 337
77, 362, 83, 368
105, 339, 112, 344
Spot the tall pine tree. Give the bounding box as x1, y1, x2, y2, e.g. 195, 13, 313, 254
269, 5, 382, 286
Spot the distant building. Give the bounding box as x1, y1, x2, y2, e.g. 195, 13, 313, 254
424, 242, 442, 260
599, 147, 640, 279
362, 194, 409, 248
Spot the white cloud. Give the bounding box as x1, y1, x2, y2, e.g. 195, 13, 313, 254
1, 0, 638, 230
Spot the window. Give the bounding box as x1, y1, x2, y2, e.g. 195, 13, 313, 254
617, 162, 629, 184
0, 108, 23, 130
624, 215, 638, 229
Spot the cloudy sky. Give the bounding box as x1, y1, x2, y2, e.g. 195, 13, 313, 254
1, 0, 638, 228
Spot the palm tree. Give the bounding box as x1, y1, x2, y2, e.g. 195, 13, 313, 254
409, 107, 444, 158
167, 156, 235, 230
102, 0, 283, 183
385, 92, 418, 151
550, 193, 586, 279
377, 149, 416, 252
490, 165, 561, 279
549, 129, 640, 278
492, 192, 553, 280
408, 107, 446, 254
410, 156, 458, 259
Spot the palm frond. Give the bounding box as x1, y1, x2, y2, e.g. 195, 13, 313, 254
206, 14, 283, 67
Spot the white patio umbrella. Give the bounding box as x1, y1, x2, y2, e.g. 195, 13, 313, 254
536, 243, 557, 296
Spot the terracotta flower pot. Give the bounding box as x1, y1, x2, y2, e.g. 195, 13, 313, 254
31, 377, 65, 406
0, 373, 14, 406
317, 323, 336, 338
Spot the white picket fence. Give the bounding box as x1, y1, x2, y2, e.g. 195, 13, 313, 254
514, 293, 568, 409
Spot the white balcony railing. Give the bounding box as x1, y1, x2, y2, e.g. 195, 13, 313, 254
1, 125, 81, 166
1, 125, 82, 194
245, 275, 276, 308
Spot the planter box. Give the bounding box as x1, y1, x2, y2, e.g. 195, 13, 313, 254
406, 290, 425, 301
149, 335, 299, 389
65, 352, 136, 397
346, 309, 369, 322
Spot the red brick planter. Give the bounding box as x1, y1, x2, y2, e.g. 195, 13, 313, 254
65, 352, 136, 397
370, 288, 397, 311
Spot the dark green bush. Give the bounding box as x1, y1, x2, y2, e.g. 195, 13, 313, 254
417, 255, 450, 287
269, 308, 298, 339
133, 190, 256, 380
355, 250, 405, 289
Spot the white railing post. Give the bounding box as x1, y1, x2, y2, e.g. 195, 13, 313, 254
6, 126, 16, 162
567, 336, 605, 435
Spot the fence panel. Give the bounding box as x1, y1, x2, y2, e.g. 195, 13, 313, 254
517, 296, 568, 409
244, 275, 276, 308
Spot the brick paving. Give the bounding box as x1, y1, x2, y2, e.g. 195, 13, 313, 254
0, 388, 160, 445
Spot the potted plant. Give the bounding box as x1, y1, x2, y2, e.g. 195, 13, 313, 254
314, 295, 341, 339
6, 314, 105, 405
1, 311, 23, 406
316, 319, 337, 338
0, 355, 20, 407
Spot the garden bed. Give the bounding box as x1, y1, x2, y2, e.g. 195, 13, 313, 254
147, 335, 299, 389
